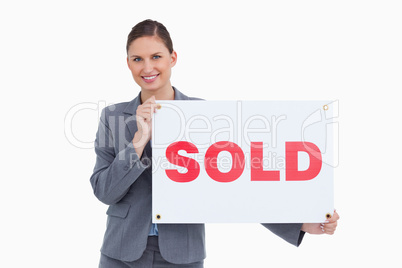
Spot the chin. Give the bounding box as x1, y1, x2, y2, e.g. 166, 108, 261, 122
142, 84, 161, 92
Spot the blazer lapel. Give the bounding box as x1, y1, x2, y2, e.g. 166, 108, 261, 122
123, 92, 142, 139
143, 141, 152, 159
173, 86, 190, 100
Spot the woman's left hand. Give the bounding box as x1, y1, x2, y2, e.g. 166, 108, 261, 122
301, 210, 340, 235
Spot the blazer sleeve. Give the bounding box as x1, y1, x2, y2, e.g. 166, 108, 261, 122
261, 223, 305, 247
90, 108, 148, 205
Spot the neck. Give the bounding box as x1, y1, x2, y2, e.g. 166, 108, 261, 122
140, 85, 175, 103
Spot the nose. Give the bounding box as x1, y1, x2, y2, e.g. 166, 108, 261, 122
143, 59, 154, 74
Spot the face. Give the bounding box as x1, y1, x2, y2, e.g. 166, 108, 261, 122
127, 36, 177, 94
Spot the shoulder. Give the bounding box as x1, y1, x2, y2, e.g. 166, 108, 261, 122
101, 93, 141, 117
173, 87, 205, 101
189, 96, 205, 101
101, 101, 131, 117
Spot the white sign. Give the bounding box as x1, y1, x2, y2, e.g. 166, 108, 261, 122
152, 101, 335, 223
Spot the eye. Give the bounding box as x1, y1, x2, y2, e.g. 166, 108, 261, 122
133, 57, 142, 62
152, 55, 161, 60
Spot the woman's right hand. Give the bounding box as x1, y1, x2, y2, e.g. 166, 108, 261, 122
132, 95, 158, 157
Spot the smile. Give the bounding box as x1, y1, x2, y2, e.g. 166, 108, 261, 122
142, 74, 159, 82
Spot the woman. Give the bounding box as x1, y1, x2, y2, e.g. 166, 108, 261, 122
90, 19, 339, 268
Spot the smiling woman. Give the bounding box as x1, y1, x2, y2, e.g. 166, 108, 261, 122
91, 19, 207, 268
127, 35, 177, 100
90, 19, 339, 268
126, 20, 177, 103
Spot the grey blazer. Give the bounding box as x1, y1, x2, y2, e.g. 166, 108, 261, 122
90, 87, 304, 264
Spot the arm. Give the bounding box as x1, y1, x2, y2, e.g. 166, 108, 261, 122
90, 96, 158, 205
261, 223, 305, 247
261, 210, 340, 246
90, 108, 148, 205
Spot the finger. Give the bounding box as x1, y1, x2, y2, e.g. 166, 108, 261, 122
322, 222, 337, 234
333, 210, 340, 220
136, 110, 152, 120
321, 226, 335, 235
328, 211, 340, 223
137, 107, 153, 117
320, 224, 325, 233
324, 227, 336, 235
323, 218, 338, 227
144, 96, 161, 114
138, 102, 156, 111
143, 95, 156, 104
325, 224, 337, 230
140, 100, 159, 112
151, 102, 161, 112
137, 104, 155, 118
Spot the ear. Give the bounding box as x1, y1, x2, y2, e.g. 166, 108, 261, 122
170, 51, 177, 67
126, 57, 130, 68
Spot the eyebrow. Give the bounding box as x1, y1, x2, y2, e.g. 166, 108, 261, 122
129, 52, 163, 59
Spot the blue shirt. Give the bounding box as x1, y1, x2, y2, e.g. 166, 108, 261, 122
148, 223, 159, 236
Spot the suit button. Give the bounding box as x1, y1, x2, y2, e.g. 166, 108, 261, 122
123, 166, 129, 171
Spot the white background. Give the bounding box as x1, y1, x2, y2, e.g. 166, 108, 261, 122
1, 1, 401, 267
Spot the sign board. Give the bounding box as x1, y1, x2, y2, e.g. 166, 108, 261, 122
152, 101, 335, 223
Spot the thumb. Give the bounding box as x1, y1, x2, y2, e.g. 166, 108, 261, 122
328, 210, 340, 222
143, 95, 156, 104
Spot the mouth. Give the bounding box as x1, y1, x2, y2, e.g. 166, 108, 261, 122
141, 74, 159, 83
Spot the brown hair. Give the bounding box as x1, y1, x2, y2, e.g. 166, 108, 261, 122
126, 19, 174, 54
